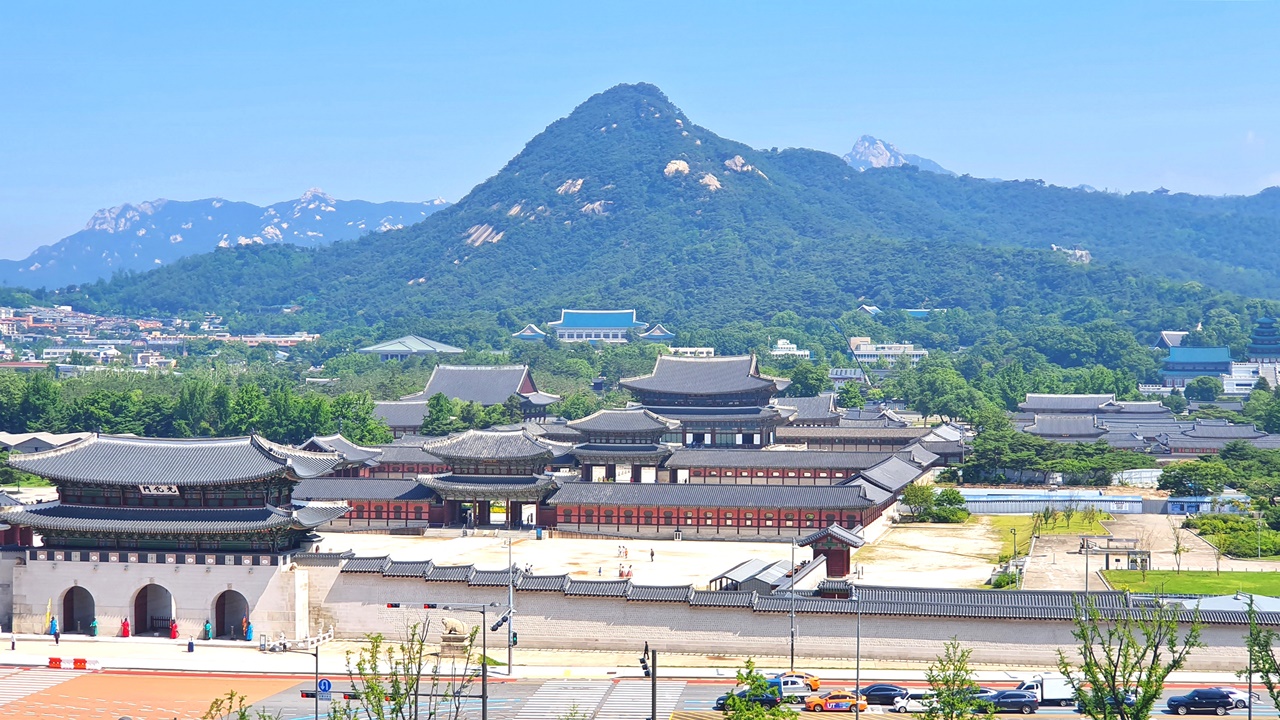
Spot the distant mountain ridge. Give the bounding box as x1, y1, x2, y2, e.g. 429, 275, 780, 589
0, 189, 449, 288
842, 135, 955, 176
59, 83, 1280, 336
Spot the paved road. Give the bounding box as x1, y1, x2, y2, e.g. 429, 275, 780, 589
249, 677, 1280, 720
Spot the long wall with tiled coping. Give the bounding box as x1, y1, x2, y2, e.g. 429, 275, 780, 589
304, 566, 1249, 671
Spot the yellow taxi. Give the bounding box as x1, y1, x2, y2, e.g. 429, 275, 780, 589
775, 671, 821, 691
805, 690, 869, 713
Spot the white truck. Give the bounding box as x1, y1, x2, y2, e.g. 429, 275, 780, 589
1016, 672, 1075, 707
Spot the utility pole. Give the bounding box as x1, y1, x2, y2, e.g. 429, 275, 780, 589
651, 649, 658, 720
507, 538, 515, 673
789, 538, 797, 671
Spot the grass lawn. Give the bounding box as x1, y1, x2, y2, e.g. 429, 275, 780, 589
984, 514, 1114, 560
1103, 570, 1280, 595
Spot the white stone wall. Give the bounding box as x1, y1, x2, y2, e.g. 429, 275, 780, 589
308, 571, 1249, 670
12, 558, 305, 639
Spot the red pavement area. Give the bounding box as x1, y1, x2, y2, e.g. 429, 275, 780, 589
4, 672, 297, 720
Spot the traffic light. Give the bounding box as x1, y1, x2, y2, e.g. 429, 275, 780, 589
424, 603, 438, 609
386, 603, 401, 609
639, 651, 650, 677
491, 615, 509, 632
511, 631, 518, 646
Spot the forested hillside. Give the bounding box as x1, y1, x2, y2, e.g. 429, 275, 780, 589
63, 83, 1280, 346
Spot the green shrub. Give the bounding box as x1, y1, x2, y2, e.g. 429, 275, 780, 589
991, 572, 1018, 589
926, 506, 970, 523
1184, 513, 1256, 535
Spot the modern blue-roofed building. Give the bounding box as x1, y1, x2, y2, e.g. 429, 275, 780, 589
1162, 346, 1233, 388
547, 309, 648, 344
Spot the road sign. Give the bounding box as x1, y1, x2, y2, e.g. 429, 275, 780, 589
318, 678, 333, 693
318, 691, 332, 702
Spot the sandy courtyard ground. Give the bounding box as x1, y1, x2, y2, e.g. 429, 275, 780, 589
849, 522, 1002, 588
316, 521, 1003, 589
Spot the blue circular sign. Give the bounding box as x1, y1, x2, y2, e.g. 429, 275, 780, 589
318, 678, 332, 693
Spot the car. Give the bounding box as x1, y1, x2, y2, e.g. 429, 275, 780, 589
768, 676, 812, 702
804, 690, 869, 713
970, 687, 999, 702
1075, 691, 1136, 714
1214, 688, 1256, 709
714, 688, 783, 711
861, 684, 911, 705
893, 692, 936, 713
984, 690, 1040, 715
1167, 689, 1236, 715
775, 671, 821, 691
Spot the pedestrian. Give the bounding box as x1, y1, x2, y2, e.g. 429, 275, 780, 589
650, 549, 655, 562
9, 630, 14, 651
53, 629, 60, 646
598, 566, 603, 576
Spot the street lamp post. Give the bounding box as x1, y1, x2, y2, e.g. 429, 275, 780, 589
852, 590, 862, 720
507, 539, 515, 673
789, 538, 797, 671
285, 644, 319, 720
1011, 528, 1018, 564
443, 602, 500, 720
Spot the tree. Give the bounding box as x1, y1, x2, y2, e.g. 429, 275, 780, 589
329, 620, 480, 720
1058, 600, 1203, 720
330, 392, 394, 445
202, 690, 282, 720
724, 658, 798, 720
421, 392, 464, 435
836, 382, 864, 410
924, 640, 994, 720
1243, 600, 1280, 713
1258, 377, 1273, 393
1170, 518, 1188, 574
1184, 376, 1224, 402
1161, 390, 1188, 414
901, 483, 937, 518
784, 362, 832, 397
936, 488, 966, 508
1158, 461, 1234, 497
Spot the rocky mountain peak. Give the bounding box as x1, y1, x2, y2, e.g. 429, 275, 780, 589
842, 135, 955, 176
83, 199, 169, 233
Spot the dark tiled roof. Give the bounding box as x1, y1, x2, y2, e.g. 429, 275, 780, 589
422, 474, 556, 495
293, 551, 355, 567
424, 564, 475, 582
644, 406, 783, 423
470, 568, 521, 586
567, 408, 677, 434
754, 596, 860, 614
1, 503, 335, 535
358, 335, 464, 355
776, 426, 931, 440
0, 492, 21, 507
689, 590, 756, 608
517, 574, 569, 592
1025, 415, 1106, 437
373, 401, 429, 429
7, 434, 341, 486
546, 482, 875, 509
384, 560, 435, 578
628, 584, 694, 602
1181, 420, 1264, 439
858, 457, 928, 493
776, 396, 839, 422
293, 477, 435, 501
798, 524, 865, 548
621, 355, 775, 395
816, 579, 853, 594
302, 434, 382, 464
374, 444, 444, 464
341, 556, 391, 574
424, 430, 557, 462
293, 503, 352, 527
666, 448, 908, 470
1018, 394, 1116, 412
1114, 402, 1173, 416
564, 579, 631, 597
411, 365, 534, 406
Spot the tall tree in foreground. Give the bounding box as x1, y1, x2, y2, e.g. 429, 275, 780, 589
1243, 599, 1280, 710
328, 620, 480, 720
924, 640, 994, 720
1058, 601, 1203, 720
724, 658, 798, 720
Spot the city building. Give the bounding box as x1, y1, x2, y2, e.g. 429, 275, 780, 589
357, 335, 464, 361
1162, 346, 1233, 388
769, 339, 810, 359
547, 310, 648, 343
847, 337, 928, 366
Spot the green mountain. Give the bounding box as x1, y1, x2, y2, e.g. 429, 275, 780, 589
68, 83, 1280, 342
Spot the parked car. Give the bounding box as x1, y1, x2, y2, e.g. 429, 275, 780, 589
969, 687, 999, 703
1214, 688, 1255, 709
768, 676, 811, 702
984, 690, 1040, 714
861, 684, 911, 705
774, 671, 821, 691
893, 692, 936, 713
714, 688, 783, 711
804, 690, 869, 713
1075, 691, 1136, 714
1167, 689, 1236, 715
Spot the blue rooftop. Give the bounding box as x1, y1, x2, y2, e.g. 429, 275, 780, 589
1166, 346, 1233, 364
549, 310, 647, 330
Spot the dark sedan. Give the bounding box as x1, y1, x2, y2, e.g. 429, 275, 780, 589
714, 689, 783, 711
985, 690, 1040, 715
862, 684, 910, 706
1167, 689, 1235, 716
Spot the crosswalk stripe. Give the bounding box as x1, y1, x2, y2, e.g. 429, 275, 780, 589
0, 668, 87, 707
596, 681, 686, 720
515, 680, 612, 720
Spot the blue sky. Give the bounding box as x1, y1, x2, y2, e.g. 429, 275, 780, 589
0, 1, 1277, 258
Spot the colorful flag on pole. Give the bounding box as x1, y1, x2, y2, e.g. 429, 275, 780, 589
44, 598, 52, 634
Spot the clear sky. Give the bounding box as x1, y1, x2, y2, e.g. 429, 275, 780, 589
1, 1, 1277, 258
